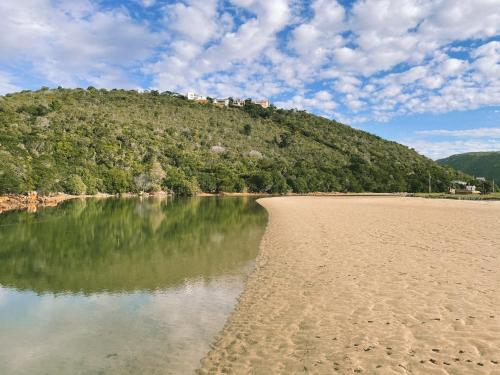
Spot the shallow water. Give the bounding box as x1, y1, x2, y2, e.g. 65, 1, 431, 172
0, 197, 266, 374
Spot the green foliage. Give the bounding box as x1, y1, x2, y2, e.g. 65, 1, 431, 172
64, 174, 87, 195
163, 169, 199, 196
276, 132, 292, 148
104, 168, 131, 194
0, 152, 29, 194
248, 171, 273, 192
49, 100, 63, 111
17, 104, 50, 117
0, 88, 468, 195
243, 123, 252, 136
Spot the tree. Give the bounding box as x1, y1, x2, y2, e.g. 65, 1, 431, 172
104, 169, 131, 194
198, 172, 217, 193
270, 171, 289, 194
248, 171, 273, 192
65, 175, 87, 195
163, 169, 199, 196
276, 132, 292, 148
50, 100, 63, 111
149, 161, 166, 191
243, 124, 252, 136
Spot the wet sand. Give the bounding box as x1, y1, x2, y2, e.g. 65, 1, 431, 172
199, 196, 500, 374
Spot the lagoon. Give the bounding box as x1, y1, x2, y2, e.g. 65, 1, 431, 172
0, 197, 266, 374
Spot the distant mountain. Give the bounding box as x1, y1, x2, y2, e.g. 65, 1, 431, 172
438, 152, 500, 182
0, 88, 465, 195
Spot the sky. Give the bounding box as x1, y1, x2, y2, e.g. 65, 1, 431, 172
0, 0, 499, 159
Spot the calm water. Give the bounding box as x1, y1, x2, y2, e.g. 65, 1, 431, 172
0, 197, 267, 374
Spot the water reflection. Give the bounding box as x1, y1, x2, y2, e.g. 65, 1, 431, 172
0, 197, 266, 374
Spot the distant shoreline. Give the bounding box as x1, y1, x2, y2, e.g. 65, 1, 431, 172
3, 190, 499, 214
0, 192, 412, 214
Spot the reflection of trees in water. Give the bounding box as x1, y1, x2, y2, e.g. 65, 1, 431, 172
0, 197, 267, 294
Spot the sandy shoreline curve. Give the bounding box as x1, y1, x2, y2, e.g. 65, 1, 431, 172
198, 196, 500, 374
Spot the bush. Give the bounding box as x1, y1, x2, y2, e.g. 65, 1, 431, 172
247, 171, 273, 192
198, 173, 217, 193
103, 169, 131, 194
17, 104, 50, 117
270, 171, 289, 194
64, 175, 87, 195
0, 169, 24, 194
243, 124, 252, 136
163, 169, 199, 196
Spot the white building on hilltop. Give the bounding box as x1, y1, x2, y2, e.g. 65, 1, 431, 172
252, 99, 270, 108
187, 93, 270, 109
232, 98, 245, 107
187, 92, 206, 101
213, 98, 229, 107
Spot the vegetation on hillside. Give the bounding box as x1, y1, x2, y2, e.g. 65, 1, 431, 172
0, 87, 465, 195
438, 152, 500, 186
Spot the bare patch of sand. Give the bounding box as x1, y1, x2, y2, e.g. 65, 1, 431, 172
199, 196, 500, 374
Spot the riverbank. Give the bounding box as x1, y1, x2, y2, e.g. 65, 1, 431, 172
414, 192, 500, 201
0, 193, 79, 214
0, 191, 410, 214
199, 196, 500, 374
0, 191, 170, 214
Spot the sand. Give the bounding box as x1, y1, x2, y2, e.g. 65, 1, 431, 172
199, 196, 500, 374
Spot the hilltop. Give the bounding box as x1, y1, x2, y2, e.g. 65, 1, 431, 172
438, 152, 500, 183
0, 88, 463, 195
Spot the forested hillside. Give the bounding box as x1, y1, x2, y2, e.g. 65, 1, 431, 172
438, 152, 500, 183
0, 88, 464, 195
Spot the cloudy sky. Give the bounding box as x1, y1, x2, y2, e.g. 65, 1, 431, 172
1, 0, 499, 159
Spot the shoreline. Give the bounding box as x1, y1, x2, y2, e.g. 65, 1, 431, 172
0, 193, 81, 214
199, 196, 500, 374
0, 191, 167, 214
0, 191, 412, 214
2, 190, 497, 215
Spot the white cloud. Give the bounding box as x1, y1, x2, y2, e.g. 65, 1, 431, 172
0, 0, 499, 125
139, 0, 156, 7
149, 0, 292, 97
405, 139, 500, 160
0, 71, 20, 95
165, 0, 219, 44
274, 91, 338, 115
289, 0, 345, 58
0, 0, 161, 88
419, 0, 500, 42
416, 128, 500, 138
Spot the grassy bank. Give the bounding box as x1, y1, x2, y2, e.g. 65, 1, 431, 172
414, 193, 500, 201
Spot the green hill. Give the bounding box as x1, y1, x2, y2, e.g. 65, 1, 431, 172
0, 88, 463, 195
438, 152, 500, 183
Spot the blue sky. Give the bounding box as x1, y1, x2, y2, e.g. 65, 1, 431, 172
0, 0, 499, 159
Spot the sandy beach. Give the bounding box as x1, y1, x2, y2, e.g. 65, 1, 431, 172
199, 196, 500, 374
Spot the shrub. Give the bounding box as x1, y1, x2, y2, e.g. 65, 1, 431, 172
64, 175, 87, 195
247, 171, 273, 192
163, 169, 199, 196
